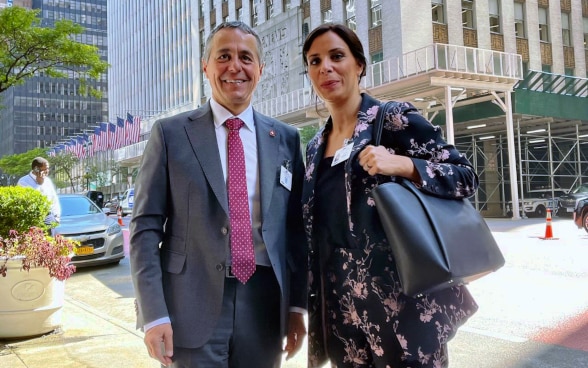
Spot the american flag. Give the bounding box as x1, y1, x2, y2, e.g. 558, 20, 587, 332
83, 133, 93, 157
65, 139, 76, 155
91, 125, 103, 153
108, 122, 118, 150
116, 117, 126, 148
74, 136, 87, 159
126, 113, 141, 144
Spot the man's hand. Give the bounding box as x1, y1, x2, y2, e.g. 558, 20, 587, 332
144, 323, 174, 366
284, 312, 306, 360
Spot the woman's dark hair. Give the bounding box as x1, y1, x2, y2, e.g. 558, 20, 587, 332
302, 23, 367, 79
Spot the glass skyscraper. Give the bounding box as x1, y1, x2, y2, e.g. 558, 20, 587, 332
0, 0, 108, 156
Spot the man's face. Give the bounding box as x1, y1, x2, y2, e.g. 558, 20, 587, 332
202, 28, 263, 116
34, 164, 49, 183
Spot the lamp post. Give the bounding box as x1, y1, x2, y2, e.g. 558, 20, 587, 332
85, 167, 90, 191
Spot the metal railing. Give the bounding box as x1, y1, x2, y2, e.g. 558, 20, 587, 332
254, 43, 523, 118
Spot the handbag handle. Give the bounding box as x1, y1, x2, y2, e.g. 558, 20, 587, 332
373, 101, 398, 146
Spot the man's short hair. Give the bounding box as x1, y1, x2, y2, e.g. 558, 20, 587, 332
32, 157, 49, 170
203, 21, 264, 65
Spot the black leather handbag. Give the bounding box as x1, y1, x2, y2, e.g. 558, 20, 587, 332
372, 101, 505, 297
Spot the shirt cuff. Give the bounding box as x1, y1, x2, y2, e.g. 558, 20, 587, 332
289, 306, 307, 316
143, 317, 171, 332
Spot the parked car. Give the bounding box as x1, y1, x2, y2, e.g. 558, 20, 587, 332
84, 190, 104, 209
118, 188, 134, 217
54, 194, 125, 267
573, 197, 588, 233
506, 189, 566, 218
102, 196, 120, 215
557, 184, 588, 216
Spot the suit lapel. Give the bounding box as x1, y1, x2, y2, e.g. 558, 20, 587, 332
185, 104, 229, 215
255, 112, 279, 221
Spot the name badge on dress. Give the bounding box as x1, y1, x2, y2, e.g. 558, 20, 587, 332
331, 141, 353, 166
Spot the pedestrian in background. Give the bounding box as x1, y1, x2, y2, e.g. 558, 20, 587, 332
130, 21, 307, 368
301, 23, 479, 368
17, 157, 60, 226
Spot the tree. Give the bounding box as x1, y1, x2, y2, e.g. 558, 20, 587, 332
0, 148, 47, 177
299, 125, 320, 148
49, 152, 79, 191
0, 6, 108, 98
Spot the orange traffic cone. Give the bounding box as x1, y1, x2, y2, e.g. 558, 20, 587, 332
117, 207, 124, 226
540, 209, 557, 240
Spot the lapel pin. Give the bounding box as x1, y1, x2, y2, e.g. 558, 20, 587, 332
269, 130, 276, 137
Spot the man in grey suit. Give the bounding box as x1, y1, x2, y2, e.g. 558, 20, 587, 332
130, 21, 307, 367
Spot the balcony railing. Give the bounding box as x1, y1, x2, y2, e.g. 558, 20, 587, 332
254, 43, 523, 118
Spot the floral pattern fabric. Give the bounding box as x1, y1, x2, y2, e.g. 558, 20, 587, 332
302, 94, 479, 368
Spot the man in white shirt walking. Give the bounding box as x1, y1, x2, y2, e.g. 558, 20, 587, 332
17, 157, 61, 225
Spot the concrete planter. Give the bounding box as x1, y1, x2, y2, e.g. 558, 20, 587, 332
0, 258, 65, 339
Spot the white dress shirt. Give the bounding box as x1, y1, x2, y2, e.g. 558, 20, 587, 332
17, 173, 61, 220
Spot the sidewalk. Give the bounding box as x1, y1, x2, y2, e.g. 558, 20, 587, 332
0, 296, 158, 368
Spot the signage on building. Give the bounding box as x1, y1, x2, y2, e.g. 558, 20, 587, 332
254, 7, 305, 103
7, 0, 13, 7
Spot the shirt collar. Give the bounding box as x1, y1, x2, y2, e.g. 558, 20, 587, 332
210, 98, 254, 131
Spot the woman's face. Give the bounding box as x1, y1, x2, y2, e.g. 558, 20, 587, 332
305, 31, 364, 105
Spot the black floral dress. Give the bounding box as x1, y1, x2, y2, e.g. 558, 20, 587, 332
302, 94, 479, 368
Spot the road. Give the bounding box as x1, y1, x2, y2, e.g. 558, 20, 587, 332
64, 215, 588, 367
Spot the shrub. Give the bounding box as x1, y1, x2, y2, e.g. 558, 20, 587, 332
0, 227, 76, 281
0, 186, 51, 237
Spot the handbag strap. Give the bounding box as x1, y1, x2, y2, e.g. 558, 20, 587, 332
373, 101, 398, 146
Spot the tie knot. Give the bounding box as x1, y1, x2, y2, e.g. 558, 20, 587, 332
225, 118, 244, 131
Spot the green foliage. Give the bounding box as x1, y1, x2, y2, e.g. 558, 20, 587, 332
299, 125, 320, 148
49, 152, 78, 190
0, 6, 109, 96
0, 186, 51, 238
0, 148, 47, 177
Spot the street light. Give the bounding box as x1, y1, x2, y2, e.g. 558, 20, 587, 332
85, 167, 90, 191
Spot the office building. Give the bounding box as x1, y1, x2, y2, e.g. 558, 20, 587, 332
108, 0, 587, 217
0, 0, 108, 156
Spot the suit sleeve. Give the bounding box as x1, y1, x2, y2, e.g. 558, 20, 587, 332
129, 120, 170, 327
287, 129, 309, 310
383, 103, 479, 199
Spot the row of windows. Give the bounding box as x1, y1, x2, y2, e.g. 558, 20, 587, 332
44, 0, 106, 13
43, 10, 106, 27
433, 0, 588, 49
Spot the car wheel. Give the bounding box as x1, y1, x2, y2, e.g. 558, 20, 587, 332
583, 213, 588, 234
534, 205, 546, 218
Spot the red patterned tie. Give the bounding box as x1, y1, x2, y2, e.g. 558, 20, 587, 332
225, 118, 256, 283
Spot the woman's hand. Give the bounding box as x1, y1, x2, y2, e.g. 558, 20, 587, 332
359, 145, 419, 181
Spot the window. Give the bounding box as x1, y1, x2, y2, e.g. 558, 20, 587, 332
252, 2, 259, 26
345, 0, 356, 31
584, 17, 588, 49
370, 0, 382, 27
266, 0, 274, 19
371, 52, 384, 85
489, 0, 501, 33
561, 13, 571, 46
462, 0, 474, 29
538, 7, 549, 42
432, 0, 445, 24
514, 2, 525, 38
322, 9, 332, 23
237, 7, 243, 22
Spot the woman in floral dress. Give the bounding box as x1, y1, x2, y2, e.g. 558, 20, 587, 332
301, 23, 479, 368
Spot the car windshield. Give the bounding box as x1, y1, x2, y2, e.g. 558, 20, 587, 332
572, 185, 588, 194
60, 196, 102, 216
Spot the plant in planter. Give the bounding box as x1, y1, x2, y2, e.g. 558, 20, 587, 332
0, 186, 78, 338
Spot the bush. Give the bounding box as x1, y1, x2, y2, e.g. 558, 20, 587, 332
0, 186, 51, 237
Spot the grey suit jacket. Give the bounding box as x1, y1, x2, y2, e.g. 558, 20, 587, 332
129, 102, 307, 348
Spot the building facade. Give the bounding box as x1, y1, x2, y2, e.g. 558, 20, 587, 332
0, 0, 108, 156
105, 0, 587, 216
